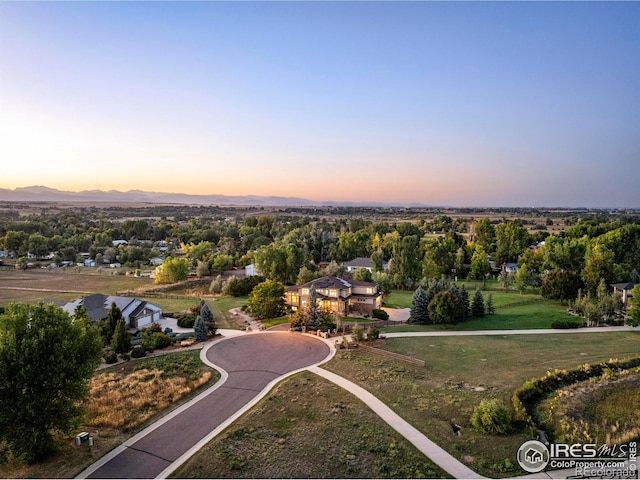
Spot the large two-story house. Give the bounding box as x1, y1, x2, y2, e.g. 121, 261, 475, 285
285, 276, 383, 316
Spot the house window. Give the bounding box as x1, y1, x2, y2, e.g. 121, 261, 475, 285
366, 287, 374, 294
330, 289, 337, 297
302, 288, 309, 296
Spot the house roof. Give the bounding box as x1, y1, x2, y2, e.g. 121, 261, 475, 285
344, 257, 373, 268
62, 295, 160, 323
611, 282, 636, 291
299, 276, 353, 290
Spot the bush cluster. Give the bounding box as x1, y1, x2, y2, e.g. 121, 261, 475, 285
177, 313, 197, 328
372, 308, 389, 320
470, 399, 513, 435
551, 320, 583, 329
512, 356, 640, 426
104, 351, 118, 364
131, 345, 146, 358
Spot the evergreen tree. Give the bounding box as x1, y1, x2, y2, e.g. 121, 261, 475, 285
459, 284, 471, 320
471, 289, 485, 318
428, 291, 459, 327
486, 293, 495, 315
409, 286, 430, 324
194, 315, 209, 342
304, 285, 322, 330
200, 299, 216, 335
103, 302, 123, 344
111, 318, 130, 354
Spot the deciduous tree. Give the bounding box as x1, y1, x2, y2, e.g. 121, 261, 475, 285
248, 279, 286, 320
0, 303, 102, 462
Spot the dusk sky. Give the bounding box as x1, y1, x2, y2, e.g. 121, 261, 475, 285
1, 2, 638, 207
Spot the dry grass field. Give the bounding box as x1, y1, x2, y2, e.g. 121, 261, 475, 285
0, 350, 218, 479
0, 269, 152, 305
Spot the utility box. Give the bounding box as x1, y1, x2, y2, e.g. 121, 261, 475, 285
75, 432, 91, 446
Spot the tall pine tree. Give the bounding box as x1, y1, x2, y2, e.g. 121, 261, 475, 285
111, 318, 130, 354
194, 315, 209, 342
471, 289, 485, 318
410, 286, 430, 324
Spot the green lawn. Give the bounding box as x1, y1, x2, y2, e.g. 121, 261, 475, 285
208, 296, 248, 329
383, 286, 541, 310
324, 331, 640, 477
382, 300, 572, 332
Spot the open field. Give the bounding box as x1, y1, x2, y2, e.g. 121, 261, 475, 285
208, 296, 249, 329
382, 301, 573, 332
0, 350, 219, 479
384, 285, 542, 310
172, 371, 450, 479
323, 331, 640, 477
0, 270, 152, 306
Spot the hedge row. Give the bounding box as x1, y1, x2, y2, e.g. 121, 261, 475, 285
551, 320, 584, 329
512, 356, 640, 425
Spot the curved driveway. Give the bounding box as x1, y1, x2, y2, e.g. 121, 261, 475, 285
79, 332, 331, 479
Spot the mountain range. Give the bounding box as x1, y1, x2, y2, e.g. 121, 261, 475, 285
0, 186, 421, 207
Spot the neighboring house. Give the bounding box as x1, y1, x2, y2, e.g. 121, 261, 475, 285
343, 257, 388, 273
112, 239, 128, 247
62, 294, 162, 329
109, 262, 122, 268
502, 263, 518, 274
245, 264, 257, 276
611, 282, 636, 309
150, 257, 164, 266
84, 259, 96, 267
285, 276, 382, 316
344, 257, 374, 273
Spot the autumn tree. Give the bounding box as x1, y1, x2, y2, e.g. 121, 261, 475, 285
154, 256, 189, 284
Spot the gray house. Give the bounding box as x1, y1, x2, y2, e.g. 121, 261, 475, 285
62, 294, 162, 329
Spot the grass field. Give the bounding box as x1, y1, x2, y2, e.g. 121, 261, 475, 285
323, 331, 640, 477
208, 296, 249, 329
383, 285, 542, 310
0, 350, 219, 479
0, 269, 152, 306
171, 371, 450, 479
382, 301, 572, 332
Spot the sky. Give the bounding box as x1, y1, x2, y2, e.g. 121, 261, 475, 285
0, 1, 639, 208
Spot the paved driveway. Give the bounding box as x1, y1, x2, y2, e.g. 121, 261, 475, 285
80, 332, 331, 479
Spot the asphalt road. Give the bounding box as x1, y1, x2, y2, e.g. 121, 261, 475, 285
83, 332, 330, 479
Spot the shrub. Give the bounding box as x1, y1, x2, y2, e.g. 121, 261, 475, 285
173, 332, 195, 342
141, 330, 173, 351
177, 313, 197, 328
552, 320, 583, 329
121, 352, 131, 361
104, 351, 118, 364
366, 326, 380, 341
131, 345, 146, 358
372, 308, 389, 320
351, 323, 364, 343
470, 399, 513, 435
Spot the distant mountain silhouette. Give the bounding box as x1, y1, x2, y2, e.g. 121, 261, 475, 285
0, 186, 425, 207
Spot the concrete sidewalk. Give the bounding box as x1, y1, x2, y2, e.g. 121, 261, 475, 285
309, 366, 485, 479
384, 325, 638, 338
